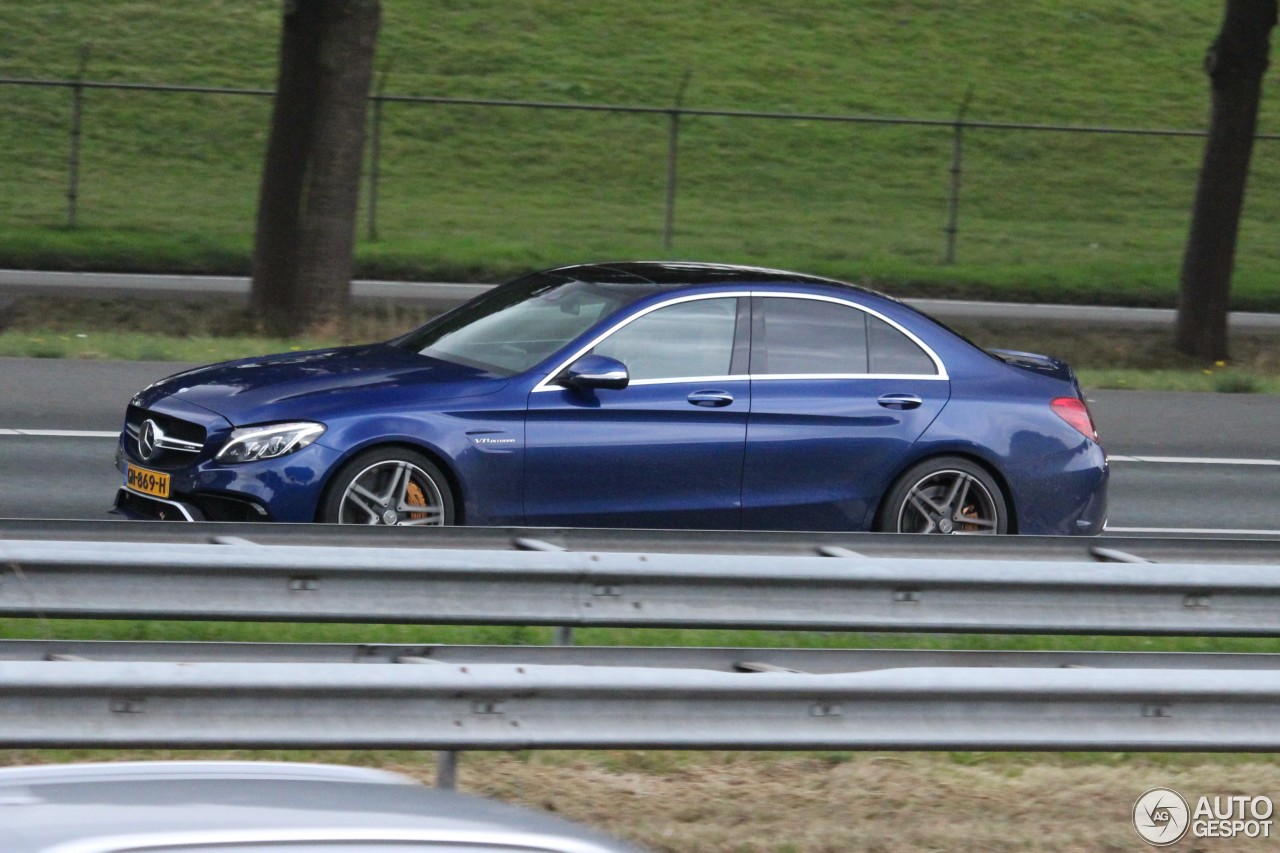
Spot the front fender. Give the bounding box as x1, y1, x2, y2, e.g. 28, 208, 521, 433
315, 411, 525, 526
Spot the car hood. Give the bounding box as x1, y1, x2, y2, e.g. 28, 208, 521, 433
132, 344, 509, 425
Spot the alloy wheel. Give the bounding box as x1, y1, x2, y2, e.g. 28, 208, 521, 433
895, 469, 999, 534
337, 460, 446, 526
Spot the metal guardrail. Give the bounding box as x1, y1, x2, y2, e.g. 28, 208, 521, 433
2, 658, 1278, 751
4, 531, 1280, 760
3, 518, 1279, 559
3, 538, 1280, 635
6, 639, 1280, 672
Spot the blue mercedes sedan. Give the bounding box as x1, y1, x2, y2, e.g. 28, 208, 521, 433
114, 262, 1107, 534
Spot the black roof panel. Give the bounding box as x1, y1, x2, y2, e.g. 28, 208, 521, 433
551, 261, 865, 291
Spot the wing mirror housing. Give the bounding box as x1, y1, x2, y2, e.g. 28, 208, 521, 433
557, 354, 630, 391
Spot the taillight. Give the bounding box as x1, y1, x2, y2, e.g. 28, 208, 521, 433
1051, 397, 1098, 442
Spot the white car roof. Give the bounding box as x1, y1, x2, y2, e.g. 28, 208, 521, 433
0, 761, 642, 853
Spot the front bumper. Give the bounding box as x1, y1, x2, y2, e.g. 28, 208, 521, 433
113, 487, 272, 522
114, 435, 344, 523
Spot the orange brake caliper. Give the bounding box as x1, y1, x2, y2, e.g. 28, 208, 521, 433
405, 480, 429, 521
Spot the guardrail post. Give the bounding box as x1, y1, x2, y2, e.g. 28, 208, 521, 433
66, 44, 92, 229
435, 749, 458, 790
662, 69, 692, 252
943, 85, 974, 265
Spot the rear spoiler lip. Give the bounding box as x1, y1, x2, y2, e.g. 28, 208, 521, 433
987, 348, 1077, 387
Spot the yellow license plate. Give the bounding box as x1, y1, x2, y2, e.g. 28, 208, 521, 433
126, 463, 171, 499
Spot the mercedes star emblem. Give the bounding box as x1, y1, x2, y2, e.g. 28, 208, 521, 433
138, 419, 160, 461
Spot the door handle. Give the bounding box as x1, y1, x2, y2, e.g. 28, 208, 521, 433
877, 393, 923, 410
687, 390, 734, 408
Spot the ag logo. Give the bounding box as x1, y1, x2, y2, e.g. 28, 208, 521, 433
1134, 787, 1190, 846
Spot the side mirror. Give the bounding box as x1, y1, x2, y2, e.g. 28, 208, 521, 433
558, 354, 630, 391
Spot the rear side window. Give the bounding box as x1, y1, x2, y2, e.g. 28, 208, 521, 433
868, 315, 937, 375
753, 297, 938, 376
753, 297, 868, 374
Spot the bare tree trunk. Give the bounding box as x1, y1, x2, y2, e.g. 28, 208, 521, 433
251, 2, 321, 334
1174, 0, 1277, 361
251, 0, 381, 338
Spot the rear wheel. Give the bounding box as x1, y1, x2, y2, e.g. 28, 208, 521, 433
319, 447, 455, 526
876, 456, 1008, 534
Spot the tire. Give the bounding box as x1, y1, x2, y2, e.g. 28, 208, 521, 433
318, 446, 455, 526
875, 456, 1008, 535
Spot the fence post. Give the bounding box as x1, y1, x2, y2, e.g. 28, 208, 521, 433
662, 69, 692, 252
66, 44, 92, 229
943, 85, 974, 265
367, 62, 391, 242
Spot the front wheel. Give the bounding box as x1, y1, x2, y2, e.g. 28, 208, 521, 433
875, 456, 1008, 534
318, 447, 455, 526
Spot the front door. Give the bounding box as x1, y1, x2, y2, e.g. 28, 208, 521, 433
524, 295, 749, 528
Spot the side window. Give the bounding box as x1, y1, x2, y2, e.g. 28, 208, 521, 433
755, 297, 869, 374
868, 315, 937, 375
591, 297, 738, 381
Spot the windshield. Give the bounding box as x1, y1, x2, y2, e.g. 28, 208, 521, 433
393, 271, 663, 375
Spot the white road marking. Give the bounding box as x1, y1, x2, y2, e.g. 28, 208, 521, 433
1107, 526, 1280, 536
0, 429, 119, 438
1109, 455, 1280, 466
1, 431, 1278, 467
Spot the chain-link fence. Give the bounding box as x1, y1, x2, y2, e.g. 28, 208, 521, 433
2, 74, 1277, 274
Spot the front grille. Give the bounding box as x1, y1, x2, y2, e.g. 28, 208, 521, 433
194, 493, 270, 522
125, 405, 208, 469
114, 489, 201, 521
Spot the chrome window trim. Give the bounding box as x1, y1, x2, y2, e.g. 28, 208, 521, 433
751, 372, 948, 382
532, 290, 948, 392
532, 292, 750, 392
539, 372, 946, 390
42, 826, 624, 853
626, 374, 750, 387
751, 291, 948, 379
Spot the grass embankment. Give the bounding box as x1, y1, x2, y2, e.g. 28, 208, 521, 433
1, 2, 1278, 308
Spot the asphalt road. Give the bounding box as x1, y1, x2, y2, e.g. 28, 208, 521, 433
1, 356, 1277, 532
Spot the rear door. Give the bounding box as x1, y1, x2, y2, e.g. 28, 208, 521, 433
741, 294, 950, 530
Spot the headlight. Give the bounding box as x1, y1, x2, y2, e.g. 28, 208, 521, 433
216, 422, 326, 464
